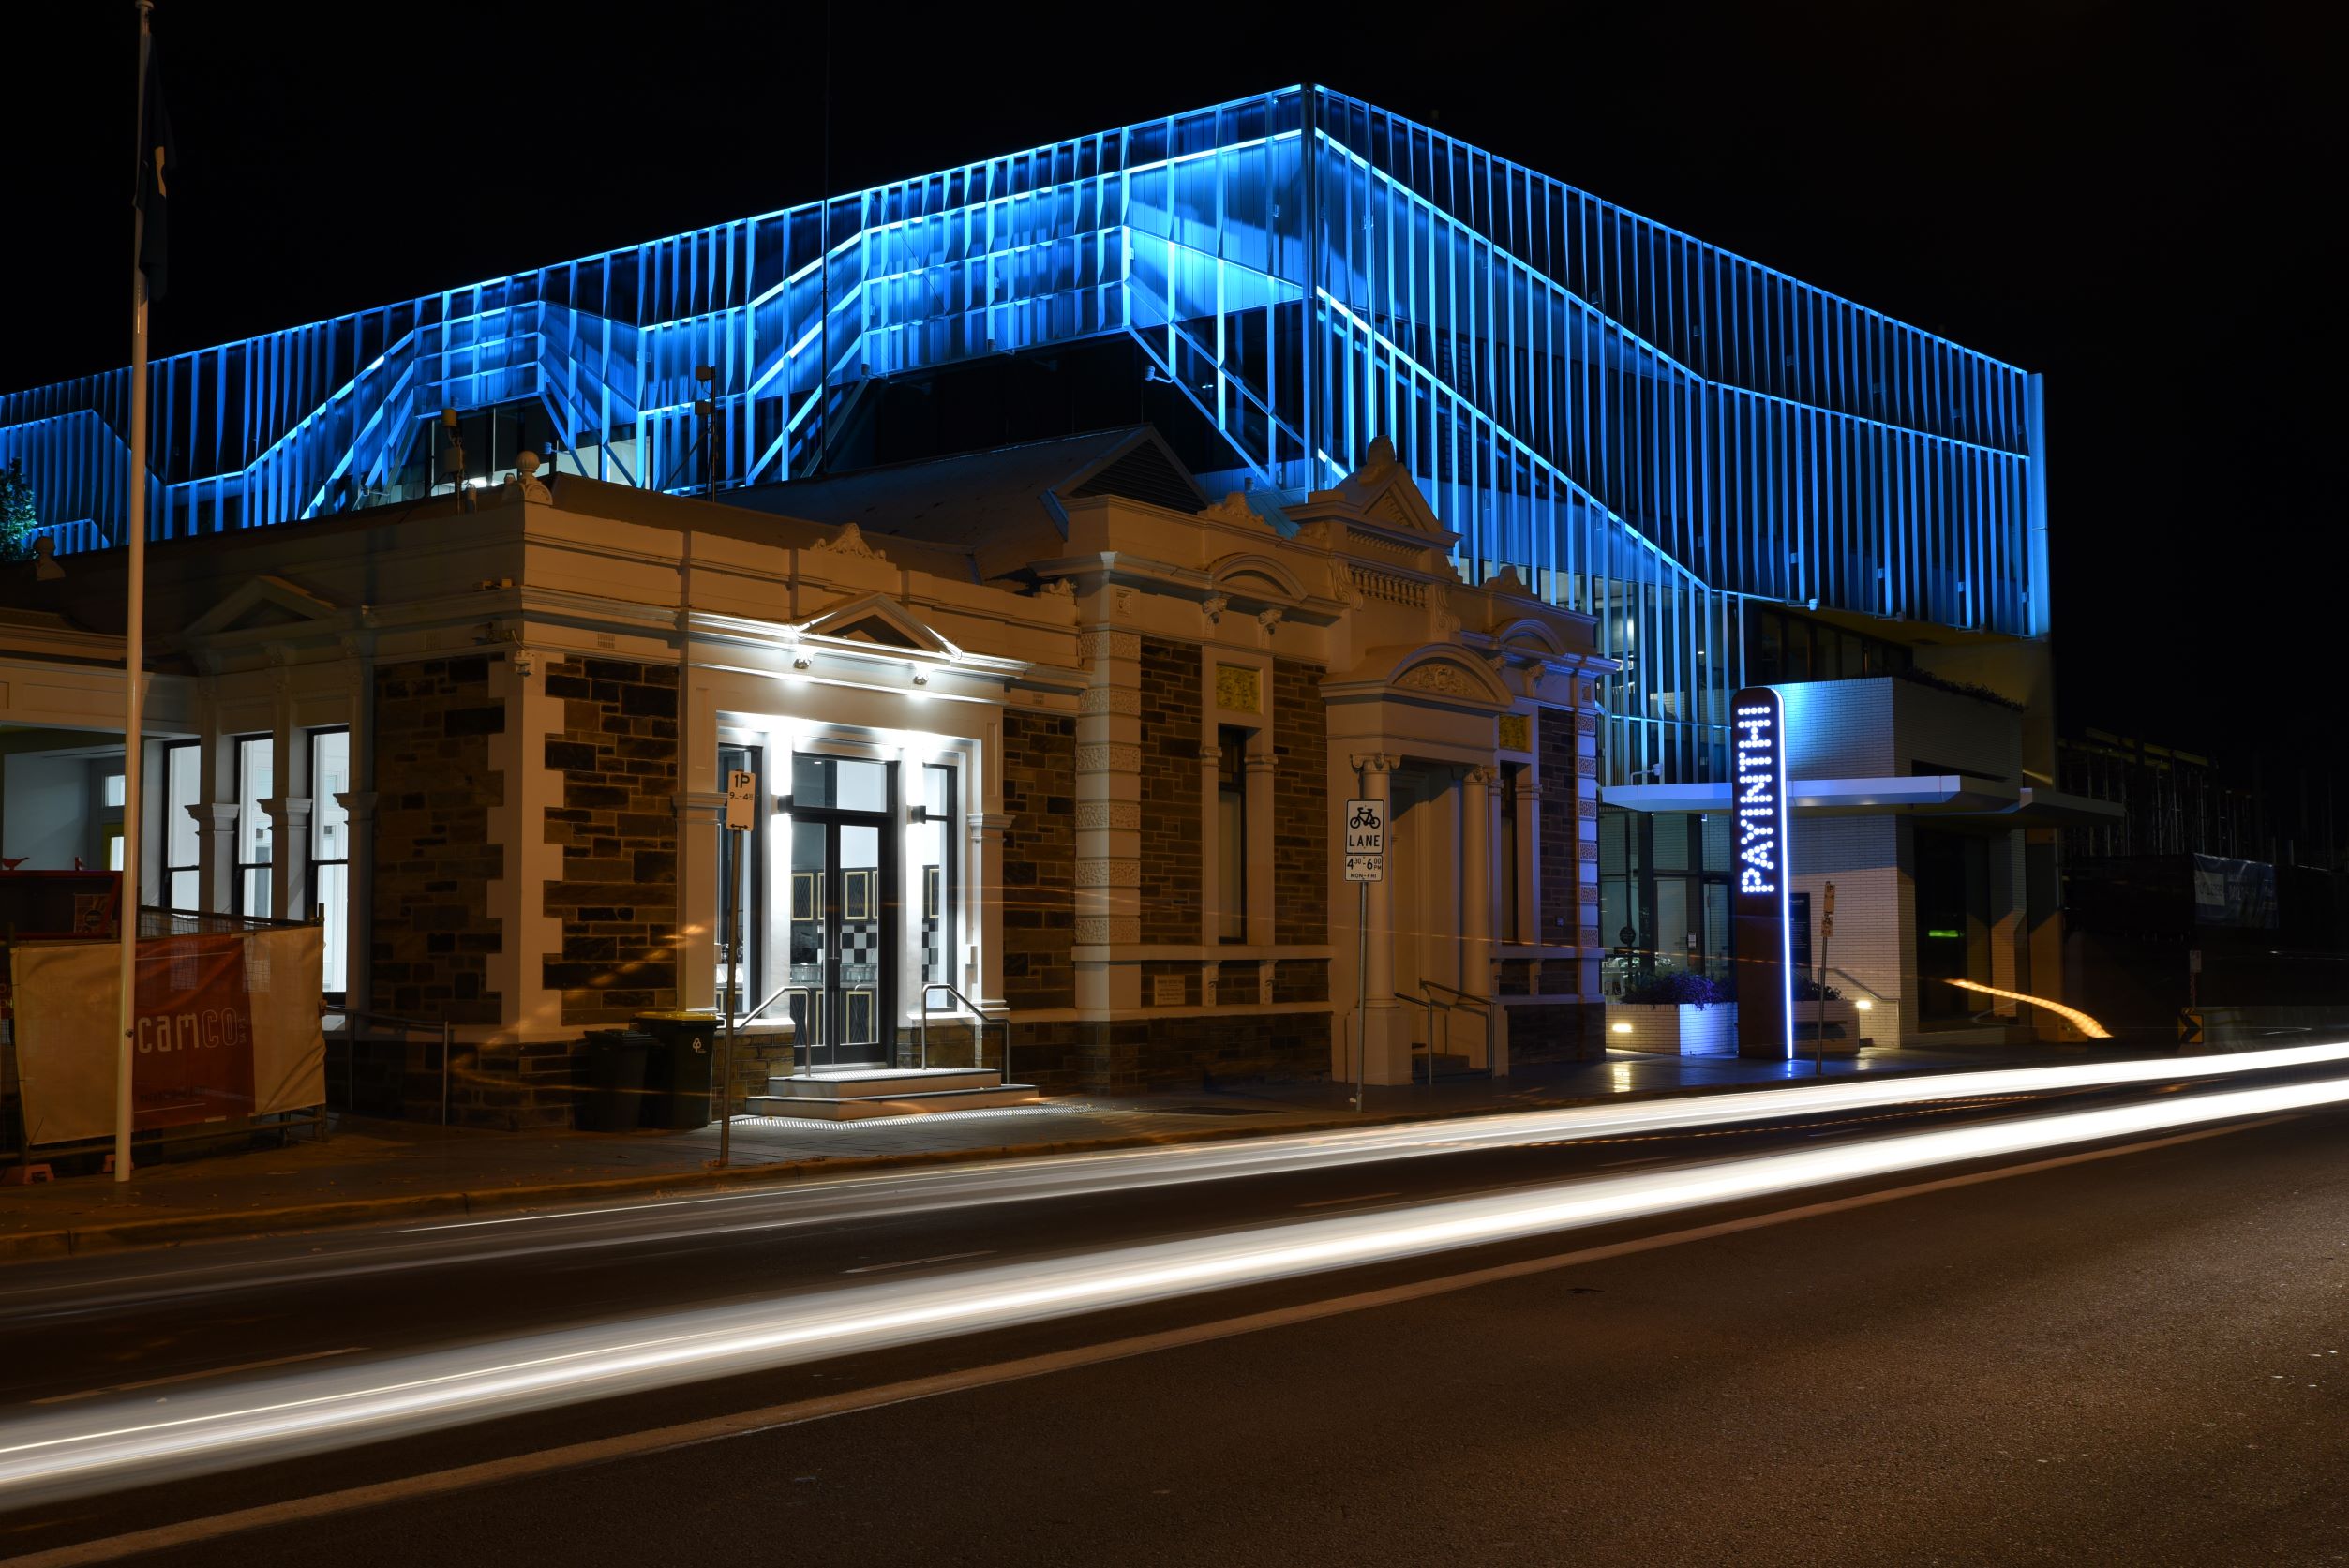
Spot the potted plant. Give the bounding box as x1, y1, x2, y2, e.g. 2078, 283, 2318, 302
1604, 972, 1737, 1056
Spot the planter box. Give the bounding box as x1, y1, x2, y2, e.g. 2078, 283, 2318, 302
1604, 1002, 1737, 1057
1793, 998, 1871, 1048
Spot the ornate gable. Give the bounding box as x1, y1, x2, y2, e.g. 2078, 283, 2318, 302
797, 592, 961, 658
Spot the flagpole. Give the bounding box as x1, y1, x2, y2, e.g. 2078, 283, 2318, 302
114, 0, 156, 1184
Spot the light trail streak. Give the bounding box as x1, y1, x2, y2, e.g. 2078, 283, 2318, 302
10, 1038, 2349, 1318
1, 1070, 2343, 1507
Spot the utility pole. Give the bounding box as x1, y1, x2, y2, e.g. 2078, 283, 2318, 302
1814, 882, 1834, 1077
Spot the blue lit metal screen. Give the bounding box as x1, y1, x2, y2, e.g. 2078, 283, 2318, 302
0, 86, 2044, 784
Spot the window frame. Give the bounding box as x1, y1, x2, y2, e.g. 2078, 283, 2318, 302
307, 727, 352, 997
1215, 725, 1249, 944
232, 733, 273, 918
161, 739, 201, 910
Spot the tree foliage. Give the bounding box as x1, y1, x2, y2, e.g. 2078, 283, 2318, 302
0, 458, 37, 563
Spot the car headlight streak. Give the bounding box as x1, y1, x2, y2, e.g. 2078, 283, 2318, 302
2, 1065, 2345, 1506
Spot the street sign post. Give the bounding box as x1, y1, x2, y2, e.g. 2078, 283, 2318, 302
712, 769, 756, 1167
2177, 1008, 2205, 1048
1814, 881, 1835, 1076
1345, 797, 1384, 1111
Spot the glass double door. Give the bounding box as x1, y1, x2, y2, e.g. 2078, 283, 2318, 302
787, 814, 895, 1068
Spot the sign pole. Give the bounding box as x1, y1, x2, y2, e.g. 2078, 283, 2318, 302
114, 0, 158, 1185
1815, 882, 1834, 1077
1343, 784, 1385, 1112
712, 769, 756, 1168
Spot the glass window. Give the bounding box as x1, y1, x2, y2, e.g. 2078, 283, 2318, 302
309, 730, 351, 994
1217, 727, 1248, 943
1783, 620, 1813, 682
234, 735, 272, 918
1752, 611, 1783, 683
164, 740, 201, 910
791, 754, 888, 812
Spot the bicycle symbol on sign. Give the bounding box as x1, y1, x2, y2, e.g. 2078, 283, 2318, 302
1348, 804, 1381, 830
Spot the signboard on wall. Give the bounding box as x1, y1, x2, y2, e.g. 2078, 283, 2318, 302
1729, 687, 1794, 1058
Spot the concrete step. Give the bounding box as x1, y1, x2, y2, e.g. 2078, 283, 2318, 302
742, 1083, 1042, 1121
760, 1067, 1004, 1099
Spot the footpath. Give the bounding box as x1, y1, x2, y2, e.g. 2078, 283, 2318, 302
0, 1044, 2072, 1261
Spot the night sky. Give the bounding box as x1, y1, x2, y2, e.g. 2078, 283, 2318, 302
5, 2, 2334, 820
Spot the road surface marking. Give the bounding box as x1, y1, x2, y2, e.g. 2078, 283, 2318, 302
1294, 1192, 1401, 1208
0, 1116, 2278, 1568
28, 1351, 367, 1407
842, 1251, 995, 1275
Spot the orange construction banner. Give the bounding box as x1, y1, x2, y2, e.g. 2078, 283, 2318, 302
132, 933, 256, 1129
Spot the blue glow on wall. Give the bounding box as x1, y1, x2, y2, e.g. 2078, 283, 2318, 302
0, 85, 2047, 784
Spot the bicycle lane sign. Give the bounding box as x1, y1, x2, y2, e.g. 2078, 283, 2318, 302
1344, 798, 1385, 883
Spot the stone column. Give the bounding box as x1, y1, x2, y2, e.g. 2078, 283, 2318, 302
1459, 767, 1494, 994
1244, 750, 1279, 948
337, 790, 378, 1008
1351, 753, 1409, 1083
263, 798, 313, 922
1073, 623, 1142, 1011
196, 802, 239, 914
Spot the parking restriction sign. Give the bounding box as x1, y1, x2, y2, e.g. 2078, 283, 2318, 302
1344, 798, 1385, 883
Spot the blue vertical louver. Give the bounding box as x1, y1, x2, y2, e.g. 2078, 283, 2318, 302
0, 86, 2042, 784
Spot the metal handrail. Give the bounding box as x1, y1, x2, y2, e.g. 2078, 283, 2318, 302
1397, 980, 1498, 1084
323, 1007, 456, 1126
918, 982, 1010, 1083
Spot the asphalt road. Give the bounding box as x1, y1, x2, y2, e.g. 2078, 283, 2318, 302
1, 1070, 2344, 1566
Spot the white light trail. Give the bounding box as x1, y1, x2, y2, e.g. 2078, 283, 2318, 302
12, 1038, 2349, 1319
1, 1069, 2342, 1507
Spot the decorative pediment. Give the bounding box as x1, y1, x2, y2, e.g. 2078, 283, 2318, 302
809, 522, 890, 564
1323, 642, 1517, 710
797, 592, 960, 657
1490, 617, 1571, 658
1329, 435, 1450, 542
183, 575, 342, 638
1207, 551, 1306, 603
1393, 657, 1505, 702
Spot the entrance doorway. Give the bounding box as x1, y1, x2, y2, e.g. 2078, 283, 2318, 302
785, 755, 897, 1067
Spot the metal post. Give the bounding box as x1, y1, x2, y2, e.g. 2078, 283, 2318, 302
1814, 883, 1834, 1078
716, 836, 741, 1168
113, 0, 157, 1185
1354, 879, 1367, 1112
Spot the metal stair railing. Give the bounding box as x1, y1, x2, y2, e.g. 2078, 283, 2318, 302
918, 983, 1011, 1083
1405, 978, 1498, 1084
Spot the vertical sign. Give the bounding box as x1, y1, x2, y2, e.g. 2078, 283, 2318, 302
1730, 687, 1794, 1058
1344, 799, 1385, 883
725, 769, 757, 831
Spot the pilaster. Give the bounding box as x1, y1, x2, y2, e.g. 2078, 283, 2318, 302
1074, 623, 1142, 1009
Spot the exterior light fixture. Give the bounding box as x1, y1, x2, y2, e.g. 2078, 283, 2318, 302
1610, 1021, 1632, 1035
1855, 998, 1874, 1011
791, 655, 812, 671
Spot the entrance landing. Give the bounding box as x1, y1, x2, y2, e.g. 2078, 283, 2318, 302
743, 1067, 1040, 1121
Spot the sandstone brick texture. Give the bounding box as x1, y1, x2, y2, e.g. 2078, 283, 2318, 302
1137, 639, 1203, 944
370, 657, 504, 1025
1504, 1001, 1603, 1064
1007, 1012, 1329, 1093
1271, 658, 1328, 946
1272, 957, 1329, 1003
1538, 705, 1599, 954
1001, 709, 1076, 1009
539, 657, 681, 1025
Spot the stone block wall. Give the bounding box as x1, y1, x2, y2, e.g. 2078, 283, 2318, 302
1137, 639, 1203, 944
539, 657, 681, 1025
1006, 1012, 1330, 1094
1002, 709, 1076, 1009
1505, 1000, 1604, 1064
1273, 957, 1329, 1003
1271, 658, 1328, 946
1537, 705, 1597, 955
371, 657, 504, 1025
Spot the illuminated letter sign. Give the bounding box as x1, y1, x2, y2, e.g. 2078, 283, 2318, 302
1729, 687, 1794, 1058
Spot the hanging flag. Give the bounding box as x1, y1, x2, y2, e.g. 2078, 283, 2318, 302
136, 33, 175, 300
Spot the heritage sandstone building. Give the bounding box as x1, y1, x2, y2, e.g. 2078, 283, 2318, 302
2, 430, 1609, 1121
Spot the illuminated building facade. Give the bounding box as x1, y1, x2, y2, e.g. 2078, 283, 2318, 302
7, 85, 2101, 1060
2, 85, 2048, 794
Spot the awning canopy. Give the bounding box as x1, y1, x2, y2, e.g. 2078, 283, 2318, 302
1602, 776, 2124, 825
